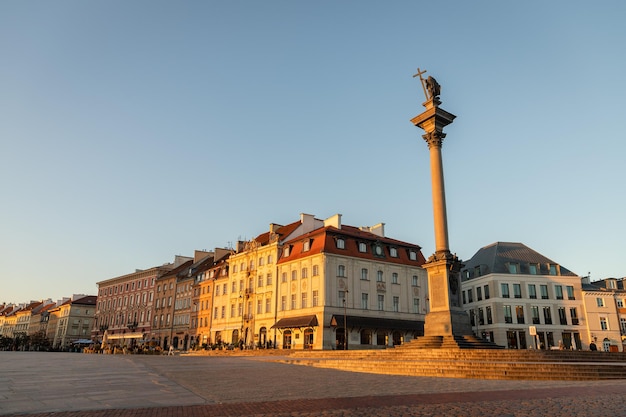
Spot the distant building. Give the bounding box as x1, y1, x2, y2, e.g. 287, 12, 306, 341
94, 255, 191, 348
49, 295, 97, 349
461, 242, 586, 350
582, 277, 626, 352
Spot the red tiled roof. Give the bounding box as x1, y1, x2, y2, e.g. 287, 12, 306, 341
278, 224, 426, 266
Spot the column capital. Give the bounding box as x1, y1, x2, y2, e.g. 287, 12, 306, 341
422, 131, 446, 149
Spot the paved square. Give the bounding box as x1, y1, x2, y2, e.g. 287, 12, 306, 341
1, 352, 625, 416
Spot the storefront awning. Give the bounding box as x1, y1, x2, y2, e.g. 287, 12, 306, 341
331, 315, 424, 332
105, 332, 144, 340
271, 315, 318, 329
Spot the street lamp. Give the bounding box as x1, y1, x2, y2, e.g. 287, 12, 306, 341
343, 289, 349, 350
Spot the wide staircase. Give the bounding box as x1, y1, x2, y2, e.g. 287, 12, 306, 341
277, 342, 626, 380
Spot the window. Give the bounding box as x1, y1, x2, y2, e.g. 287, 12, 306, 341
531, 306, 540, 324
543, 307, 552, 324
504, 305, 513, 323
257, 300, 262, 314
283, 247, 290, 257
282, 272, 287, 283
377, 270, 384, 282
358, 242, 367, 252
221, 306, 225, 318
508, 263, 520, 274
230, 304, 235, 318
569, 308, 579, 325
409, 251, 417, 261
268, 254, 273, 264
478, 308, 485, 325
566, 286, 575, 300
486, 306, 493, 324
312, 290, 319, 307
266, 273, 272, 286
467, 289, 473, 303
558, 307, 567, 325
501, 283, 510, 298
301, 268, 308, 279
620, 318, 626, 334
528, 284, 537, 299
390, 247, 398, 257
291, 270, 297, 281
529, 264, 538, 274
336, 238, 345, 249
596, 297, 605, 307
393, 296, 399, 312
484, 285, 490, 299
540, 285, 549, 299
549, 264, 557, 275
513, 284, 521, 298
290, 294, 296, 309
303, 240, 311, 252
338, 290, 346, 306
462, 291, 466, 304
618, 299, 624, 308
232, 264, 238, 273
301, 293, 307, 308
600, 317, 608, 330
476, 286, 482, 301
413, 298, 420, 313
281, 296, 286, 311
259, 256, 264, 266
232, 281, 237, 293
337, 265, 346, 277
516, 306, 525, 324
377, 295, 384, 311
258, 275, 263, 287
361, 293, 369, 309
361, 268, 369, 280
392, 273, 399, 284
555, 285, 563, 300
412, 275, 419, 286
223, 283, 228, 295
312, 265, 319, 276
215, 286, 220, 296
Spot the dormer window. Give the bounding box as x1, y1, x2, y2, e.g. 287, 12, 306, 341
284, 246, 291, 257
303, 240, 311, 252
336, 238, 345, 249
409, 251, 417, 261
358, 242, 367, 253
390, 247, 398, 257
374, 245, 384, 256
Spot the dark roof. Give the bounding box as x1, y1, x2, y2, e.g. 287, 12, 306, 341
462, 242, 577, 280
271, 315, 319, 329
331, 315, 424, 332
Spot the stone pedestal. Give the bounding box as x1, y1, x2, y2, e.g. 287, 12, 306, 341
422, 251, 473, 337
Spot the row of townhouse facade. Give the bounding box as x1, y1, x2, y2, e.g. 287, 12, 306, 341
88, 215, 626, 352
8, 215, 624, 353
0, 295, 97, 350
93, 213, 429, 351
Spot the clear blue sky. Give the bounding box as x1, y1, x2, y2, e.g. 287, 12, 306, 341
2, 1, 625, 304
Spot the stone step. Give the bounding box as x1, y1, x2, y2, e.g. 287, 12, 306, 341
281, 357, 626, 380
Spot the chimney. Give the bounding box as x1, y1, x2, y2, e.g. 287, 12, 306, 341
324, 213, 342, 229
300, 213, 316, 233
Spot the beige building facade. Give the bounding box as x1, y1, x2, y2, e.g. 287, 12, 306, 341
461, 242, 587, 350
582, 277, 626, 352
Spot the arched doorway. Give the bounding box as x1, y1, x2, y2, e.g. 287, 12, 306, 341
336, 328, 347, 350
259, 327, 267, 348
303, 328, 314, 349
173, 336, 179, 349
283, 330, 292, 349
232, 329, 239, 345
392, 331, 403, 346
360, 329, 372, 345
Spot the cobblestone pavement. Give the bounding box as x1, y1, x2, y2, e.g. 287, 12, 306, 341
1, 352, 625, 416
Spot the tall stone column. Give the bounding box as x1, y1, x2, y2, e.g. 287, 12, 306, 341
411, 75, 472, 337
